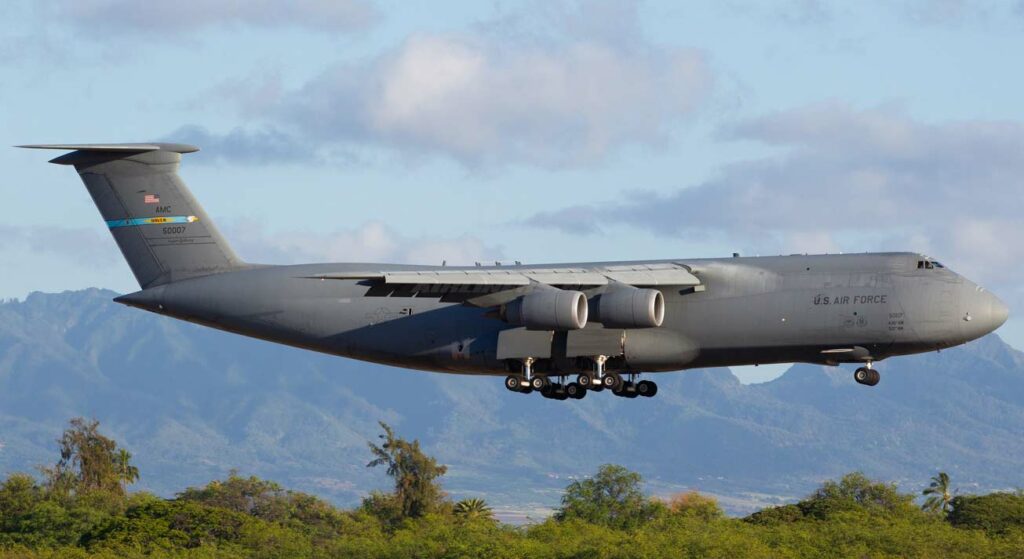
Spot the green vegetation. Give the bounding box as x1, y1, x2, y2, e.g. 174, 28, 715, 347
453, 498, 492, 521
923, 471, 954, 515
1, 419, 1023, 558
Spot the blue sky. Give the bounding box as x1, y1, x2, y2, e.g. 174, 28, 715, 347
3, 0, 1024, 382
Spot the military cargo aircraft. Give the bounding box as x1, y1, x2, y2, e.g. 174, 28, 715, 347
21, 143, 1009, 400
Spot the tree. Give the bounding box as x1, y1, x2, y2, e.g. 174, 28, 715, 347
454, 498, 493, 521
744, 503, 805, 526
178, 472, 290, 518
798, 472, 914, 519
555, 464, 661, 530
922, 472, 954, 514
115, 448, 140, 493
0, 473, 43, 530
366, 422, 448, 519
666, 491, 723, 521
43, 418, 131, 496
948, 492, 1024, 534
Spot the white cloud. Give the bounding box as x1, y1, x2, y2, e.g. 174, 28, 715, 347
164, 125, 315, 165
224, 220, 502, 267
182, 2, 711, 168
0, 225, 119, 266
524, 103, 1024, 299
52, 0, 378, 34
279, 31, 709, 168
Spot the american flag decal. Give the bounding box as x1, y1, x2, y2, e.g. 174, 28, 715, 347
144, 194, 160, 204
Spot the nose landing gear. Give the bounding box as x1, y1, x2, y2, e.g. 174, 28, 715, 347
854, 363, 880, 386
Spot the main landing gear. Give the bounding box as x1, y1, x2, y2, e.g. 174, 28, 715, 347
504, 356, 658, 400
854, 363, 880, 386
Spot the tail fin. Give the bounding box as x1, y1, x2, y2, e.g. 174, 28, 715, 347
20, 143, 243, 288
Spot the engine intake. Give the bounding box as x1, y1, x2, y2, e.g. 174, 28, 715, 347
502, 290, 588, 331
591, 287, 664, 328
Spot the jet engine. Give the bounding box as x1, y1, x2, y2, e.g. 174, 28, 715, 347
591, 286, 664, 328
501, 289, 588, 330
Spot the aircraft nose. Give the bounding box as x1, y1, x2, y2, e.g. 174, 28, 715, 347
963, 287, 1009, 340
988, 292, 1009, 331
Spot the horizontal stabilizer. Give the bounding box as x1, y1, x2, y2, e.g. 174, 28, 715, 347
17, 143, 199, 158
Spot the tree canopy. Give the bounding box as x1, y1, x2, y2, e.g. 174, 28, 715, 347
554, 464, 663, 530
40, 418, 138, 499
2, 419, 1023, 558
948, 492, 1024, 534
366, 421, 448, 520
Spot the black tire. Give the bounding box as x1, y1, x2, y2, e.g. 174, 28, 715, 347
867, 369, 881, 386
636, 380, 657, 397
505, 375, 522, 392
614, 381, 638, 398
854, 367, 870, 385
551, 384, 569, 400
577, 373, 593, 387
530, 376, 548, 391
602, 373, 623, 391
589, 383, 605, 393
566, 382, 586, 399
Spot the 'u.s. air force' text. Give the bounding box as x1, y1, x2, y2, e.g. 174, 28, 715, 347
813, 294, 887, 305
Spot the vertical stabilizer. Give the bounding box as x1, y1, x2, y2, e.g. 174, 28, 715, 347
20, 143, 243, 288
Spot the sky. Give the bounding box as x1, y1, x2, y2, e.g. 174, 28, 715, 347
3, 0, 1024, 383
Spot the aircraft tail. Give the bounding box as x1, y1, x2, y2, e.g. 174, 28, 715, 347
20, 143, 244, 288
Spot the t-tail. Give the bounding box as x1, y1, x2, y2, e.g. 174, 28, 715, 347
19, 143, 243, 288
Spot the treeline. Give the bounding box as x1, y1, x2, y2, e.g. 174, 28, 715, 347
1, 419, 1023, 558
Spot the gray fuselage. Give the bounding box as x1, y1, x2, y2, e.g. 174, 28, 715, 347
116, 251, 1008, 377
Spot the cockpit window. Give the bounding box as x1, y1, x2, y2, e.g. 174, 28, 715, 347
917, 260, 939, 270
933, 261, 945, 268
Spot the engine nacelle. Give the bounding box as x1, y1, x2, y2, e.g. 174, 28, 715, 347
502, 290, 588, 331
591, 287, 664, 328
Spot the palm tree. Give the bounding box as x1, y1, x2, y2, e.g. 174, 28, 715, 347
922, 472, 953, 514
454, 498, 493, 520
114, 448, 140, 493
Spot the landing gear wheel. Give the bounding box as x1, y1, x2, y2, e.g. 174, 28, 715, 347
589, 382, 605, 393
565, 382, 586, 399
614, 381, 638, 398
505, 375, 522, 392
530, 376, 549, 391
577, 373, 594, 388
854, 367, 880, 386
636, 380, 658, 397
602, 372, 623, 391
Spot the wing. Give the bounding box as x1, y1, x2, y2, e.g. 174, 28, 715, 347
304, 262, 702, 306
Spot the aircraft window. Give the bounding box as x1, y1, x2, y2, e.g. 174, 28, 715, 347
933, 261, 945, 268
925, 261, 934, 269
917, 261, 924, 269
